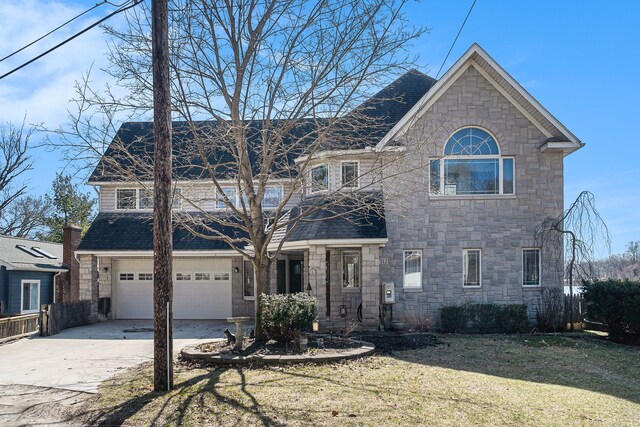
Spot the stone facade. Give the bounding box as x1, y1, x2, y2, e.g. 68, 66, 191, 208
231, 257, 255, 318
78, 254, 99, 321
380, 65, 564, 326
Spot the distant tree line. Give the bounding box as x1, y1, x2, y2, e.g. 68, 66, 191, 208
588, 241, 640, 281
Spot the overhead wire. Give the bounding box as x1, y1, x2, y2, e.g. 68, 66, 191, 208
434, 0, 477, 79
0, 1, 109, 64
0, 0, 143, 81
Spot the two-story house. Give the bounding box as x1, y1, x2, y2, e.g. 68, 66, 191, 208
76, 44, 582, 328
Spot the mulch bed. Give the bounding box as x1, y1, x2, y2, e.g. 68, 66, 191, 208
195, 336, 362, 357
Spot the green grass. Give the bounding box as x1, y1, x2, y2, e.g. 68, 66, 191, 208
83, 332, 640, 426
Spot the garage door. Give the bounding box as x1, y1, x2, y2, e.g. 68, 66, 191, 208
115, 258, 233, 319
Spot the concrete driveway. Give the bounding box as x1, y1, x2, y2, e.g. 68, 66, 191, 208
0, 320, 227, 393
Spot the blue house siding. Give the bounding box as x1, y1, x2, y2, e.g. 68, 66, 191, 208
0, 266, 7, 315
6, 271, 55, 315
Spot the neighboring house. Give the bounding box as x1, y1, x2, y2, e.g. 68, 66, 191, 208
0, 236, 66, 316
77, 44, 582, 327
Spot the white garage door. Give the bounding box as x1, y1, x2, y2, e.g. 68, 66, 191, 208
115, 258, 233, 319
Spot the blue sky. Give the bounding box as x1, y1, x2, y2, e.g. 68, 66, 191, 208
0, 0, 638, 256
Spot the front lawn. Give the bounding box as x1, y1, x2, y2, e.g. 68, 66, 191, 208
83, 332, 640, 426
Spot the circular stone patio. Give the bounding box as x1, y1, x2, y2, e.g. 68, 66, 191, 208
180, 338, 375, 366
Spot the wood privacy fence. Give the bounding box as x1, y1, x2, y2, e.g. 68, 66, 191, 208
0, 313, 40, 340
564, 294, 586, 324
40, 300, 92, 337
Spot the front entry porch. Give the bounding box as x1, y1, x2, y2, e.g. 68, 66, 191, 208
270, 244, 382, 330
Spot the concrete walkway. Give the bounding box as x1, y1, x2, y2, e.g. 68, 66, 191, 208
0, 320, 227, 393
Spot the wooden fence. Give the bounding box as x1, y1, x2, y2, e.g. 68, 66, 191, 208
40, 300, 92, 337
0, 313, 40, 340
564, 294, 586, 324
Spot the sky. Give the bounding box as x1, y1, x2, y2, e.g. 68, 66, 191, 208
0, 0, 638, 256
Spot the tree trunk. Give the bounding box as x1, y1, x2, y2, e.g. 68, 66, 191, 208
152, 0, 173, 392
253, 255, 271, 340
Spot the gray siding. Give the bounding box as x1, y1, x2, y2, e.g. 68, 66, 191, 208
380, 65, 564, 325
0, 266, 7, 315
5, 270, 55, 315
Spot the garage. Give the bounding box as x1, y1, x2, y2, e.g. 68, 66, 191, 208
114, 258, 232, 319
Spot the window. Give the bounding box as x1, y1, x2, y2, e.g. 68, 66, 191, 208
430, 127, 515, 196
138, 273, 153, 281
243, 260, 255, 298
119, 273, 134, 281
172, 188, 182, 209
463, 249, 481, 287
310, 164, 328, 193
139, 189, 153, 209
195, 273, 211, 281
21, 280, 40, 313
176, 273, 191, 281
341, 162, 359, 188
116, 189, 137, 210
523, 248, 541, 287
216, 187, 237, 209
403, 250, 422, 288
341, 251, 360, 288
214, 272, 230, 281
263, 186, 283, 209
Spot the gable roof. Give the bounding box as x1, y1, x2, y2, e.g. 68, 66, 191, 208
376, 44, 583, 156
0, 235, 67, 272
88, 70, 437, 184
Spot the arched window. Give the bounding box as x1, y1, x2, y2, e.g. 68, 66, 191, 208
430, 127, 514, 196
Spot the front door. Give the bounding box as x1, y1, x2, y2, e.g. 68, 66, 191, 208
289, 260, 303, 293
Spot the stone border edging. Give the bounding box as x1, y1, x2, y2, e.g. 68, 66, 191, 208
180, 338, 375, 365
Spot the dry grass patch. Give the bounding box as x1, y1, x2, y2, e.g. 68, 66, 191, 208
83, 332, 640, 426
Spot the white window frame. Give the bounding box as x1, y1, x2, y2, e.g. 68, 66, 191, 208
216, 187, 239, 209
176, 273, 191, 281
341, 250, 361, 289
263, 185, 284, 209
243, 259, 255, 300
138, 188, 154, 210
522, 248, 542, 287
20, 280, 40, 314
115, 188, 138, 210
403, 250, 423, 289
214, 272, 230, 281
429, 127, 515, 197
462, 248, 482, 288
309, 164, 329, 194
340, 161, 360, 189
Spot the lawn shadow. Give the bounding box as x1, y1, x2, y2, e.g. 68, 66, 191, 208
385, 331, 640, 405
81, 365, 287, 426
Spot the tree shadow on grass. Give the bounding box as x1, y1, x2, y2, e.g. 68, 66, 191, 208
386, 332, 640, 405
80, 366, 287, 427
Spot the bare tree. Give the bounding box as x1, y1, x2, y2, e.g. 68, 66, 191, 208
627, 241, 639, 264
536, 191, 610, 330
49, 0, 427, 338
1, 195, 51, 238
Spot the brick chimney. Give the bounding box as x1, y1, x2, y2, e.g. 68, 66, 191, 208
62, 223, 82, 302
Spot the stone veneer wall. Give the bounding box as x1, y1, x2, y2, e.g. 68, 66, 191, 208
231, 257, 255, 317
78, 254, 98, 321
380, 64, 565, 327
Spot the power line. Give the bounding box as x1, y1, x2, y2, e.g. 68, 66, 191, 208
0, 0, 143, 82
0, 1, 109, 64
435, 0, 477, 79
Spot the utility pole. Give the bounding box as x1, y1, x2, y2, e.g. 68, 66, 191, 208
152, 0, 173, 392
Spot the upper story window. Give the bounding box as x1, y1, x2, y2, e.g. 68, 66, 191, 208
263, 186, 283, 209
430, 127, 514, 196
341, 161, 359, 188
310, 164, 328, 193
116, 189, 137, 210
216, 187, 238, 209
139, 189, 153, 209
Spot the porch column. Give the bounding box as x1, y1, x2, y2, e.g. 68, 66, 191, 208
78, 254, 99, 321
307, 245, 327, 327
360, 244, 381, 328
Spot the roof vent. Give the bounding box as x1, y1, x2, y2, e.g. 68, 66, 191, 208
16, 245, 44, 258
31, 247, 58, 259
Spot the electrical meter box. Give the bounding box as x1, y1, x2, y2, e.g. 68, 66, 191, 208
382, 282, 395, 304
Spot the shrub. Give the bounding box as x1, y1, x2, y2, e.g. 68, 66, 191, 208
440, 303, 529, 333
260, 292, 317, 343
537, 287, 565, 332
582, 280, 640, 338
